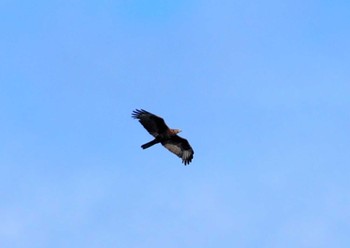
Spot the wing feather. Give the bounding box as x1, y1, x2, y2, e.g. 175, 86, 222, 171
161, 135, 194, 165
132, 109, 169, 137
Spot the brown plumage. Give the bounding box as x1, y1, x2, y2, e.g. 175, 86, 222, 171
132, 109, 194, 165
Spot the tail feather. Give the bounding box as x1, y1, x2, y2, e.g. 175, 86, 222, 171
141, 139, 159, 149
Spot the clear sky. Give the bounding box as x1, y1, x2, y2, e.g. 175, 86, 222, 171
1, 1, 350, 247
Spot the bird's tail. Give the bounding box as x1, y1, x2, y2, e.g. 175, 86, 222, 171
141, 139, 159, 149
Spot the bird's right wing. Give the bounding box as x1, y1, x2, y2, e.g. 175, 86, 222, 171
132, 109, 169, 137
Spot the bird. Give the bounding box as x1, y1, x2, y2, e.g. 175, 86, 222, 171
132, 109, 194, 165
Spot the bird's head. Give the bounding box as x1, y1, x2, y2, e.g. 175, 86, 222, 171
170, 129, 182, 135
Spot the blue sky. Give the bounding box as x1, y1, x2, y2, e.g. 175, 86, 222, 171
1, 0, 350, 247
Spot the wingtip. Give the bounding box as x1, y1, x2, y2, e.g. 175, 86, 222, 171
182, 159, 192, 166
131, 109, 142, 119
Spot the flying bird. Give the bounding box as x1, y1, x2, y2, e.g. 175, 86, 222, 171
132, 109, 194, 165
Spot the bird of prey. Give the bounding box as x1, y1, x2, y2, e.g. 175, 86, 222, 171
132, 109, 194, 165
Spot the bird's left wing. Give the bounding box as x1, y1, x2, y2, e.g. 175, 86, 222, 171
161, 135, 194, 165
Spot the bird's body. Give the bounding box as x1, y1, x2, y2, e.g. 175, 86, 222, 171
132, 109, 194, 165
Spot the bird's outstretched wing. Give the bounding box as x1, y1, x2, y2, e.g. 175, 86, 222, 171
132, 109, 169, 137
161, 135, 194, 165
